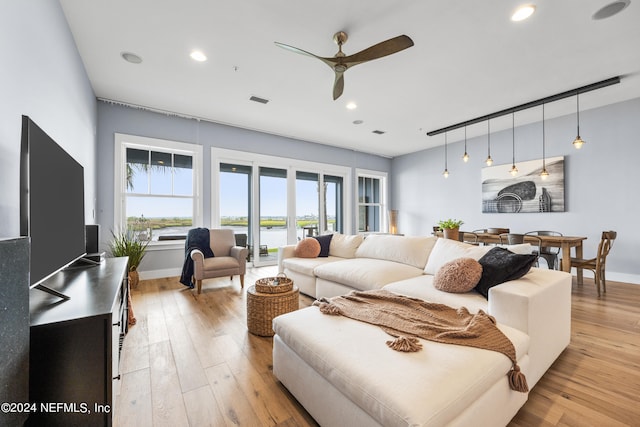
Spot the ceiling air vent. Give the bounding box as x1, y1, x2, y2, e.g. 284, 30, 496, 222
372, 130, 386, 135
249, 95, 269, 104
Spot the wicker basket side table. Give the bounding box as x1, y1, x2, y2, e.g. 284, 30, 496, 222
246, 285, 299, 337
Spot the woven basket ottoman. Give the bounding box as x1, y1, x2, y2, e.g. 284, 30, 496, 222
247, 284, 299, 336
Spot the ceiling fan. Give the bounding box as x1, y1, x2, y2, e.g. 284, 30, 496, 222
275, 31, 414, 100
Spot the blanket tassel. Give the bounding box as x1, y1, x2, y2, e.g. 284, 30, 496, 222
508, 364, 529, 393
313, 300, 342, 315
386, 336, 422, 352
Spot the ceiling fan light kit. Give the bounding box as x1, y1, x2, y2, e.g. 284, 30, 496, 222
275, 31, 414, 100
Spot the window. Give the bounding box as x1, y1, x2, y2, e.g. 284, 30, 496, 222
115, 134, 203, 242
212, 148, 351, 264
357, 170, 387, 233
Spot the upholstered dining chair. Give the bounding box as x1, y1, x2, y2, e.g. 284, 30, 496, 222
570, 231, 617, 296
525, 230, 562, 270
190, 229, 249, 294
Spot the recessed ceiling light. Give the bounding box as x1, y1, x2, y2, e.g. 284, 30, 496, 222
593, 0, 630, 20
190, 50, 207, 62
346, 102, 357, 110
372, 130, 386, 135
121, 52, 142, 64
511, 5, 536, 21
353, 120, 364, 125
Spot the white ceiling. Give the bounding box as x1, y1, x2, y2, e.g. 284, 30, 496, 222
60, 0, 640, 158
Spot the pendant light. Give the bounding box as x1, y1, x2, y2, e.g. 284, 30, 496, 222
462, 126, 470, 162
509, 113, 518, 176
540, 103, 550, 179
572, 92, 586, 149
485, 119, 493, 166
443, 132, 449, 178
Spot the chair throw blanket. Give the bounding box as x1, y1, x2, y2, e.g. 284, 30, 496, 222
314, 289, 528, 392
179, 228, 215, 288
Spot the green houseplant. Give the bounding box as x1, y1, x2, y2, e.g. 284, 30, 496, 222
438, 219, 464, 240
108, 228, 149, 288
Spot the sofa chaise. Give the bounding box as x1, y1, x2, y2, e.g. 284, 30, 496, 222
274, 233, 571, 426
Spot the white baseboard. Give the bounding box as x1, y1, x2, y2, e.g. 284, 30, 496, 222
573, 270, 640, 285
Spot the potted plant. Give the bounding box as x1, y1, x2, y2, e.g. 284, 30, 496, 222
108, 228, 149, 289
438, 219, 464, 240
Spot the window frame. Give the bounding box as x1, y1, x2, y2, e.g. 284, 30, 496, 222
114, 133, 203, 247
356, 168, 388, 234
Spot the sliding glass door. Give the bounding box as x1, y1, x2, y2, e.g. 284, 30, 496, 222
258, 167, 289, 264
213, 149, 350, 266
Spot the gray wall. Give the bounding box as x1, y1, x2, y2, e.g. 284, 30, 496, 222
96, 101, 391, 274
391, 97, 640, 284
0, 1, 97, 238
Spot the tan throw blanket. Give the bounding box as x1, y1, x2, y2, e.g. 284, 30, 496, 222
314, 289, 528, 393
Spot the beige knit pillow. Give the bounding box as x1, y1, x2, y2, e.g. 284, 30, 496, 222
434, 258, 483, 293
294, 238, 321, 258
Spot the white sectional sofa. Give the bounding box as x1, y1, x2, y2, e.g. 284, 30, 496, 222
274, 233, 572, 427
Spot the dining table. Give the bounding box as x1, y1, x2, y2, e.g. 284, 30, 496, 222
435, 231, 587, 279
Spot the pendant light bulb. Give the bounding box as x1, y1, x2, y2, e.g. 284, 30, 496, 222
462, 126, 469, 163
540, 103, 550, 180
510, 164, 518, 176
573, 92, 587, 149
443, 132, 449, 178
485, 120, 493, 166
540, 168, 549, 180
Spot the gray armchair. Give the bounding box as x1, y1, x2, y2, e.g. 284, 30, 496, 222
190, 229, 249, 294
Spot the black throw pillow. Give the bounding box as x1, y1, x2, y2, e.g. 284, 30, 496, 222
313, 234, 333, 257
475, 247, 537, 299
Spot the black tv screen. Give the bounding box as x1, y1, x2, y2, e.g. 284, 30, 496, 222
20, 116, 86, 289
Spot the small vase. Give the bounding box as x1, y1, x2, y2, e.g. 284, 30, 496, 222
128, 266, 139, 289
443, 228, 460, 241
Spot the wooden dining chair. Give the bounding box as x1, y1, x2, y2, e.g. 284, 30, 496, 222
570, 231, 617, 296
525, 230, 562, 270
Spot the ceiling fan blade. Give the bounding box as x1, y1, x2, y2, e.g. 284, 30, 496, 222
342, 35, 414, 68
274, 42, 336, 68
333, 72, 345, 100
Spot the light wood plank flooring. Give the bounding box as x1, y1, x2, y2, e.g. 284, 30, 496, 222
114, 267, 640, 426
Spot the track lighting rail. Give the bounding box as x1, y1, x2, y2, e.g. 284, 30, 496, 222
426, 76, 620, 136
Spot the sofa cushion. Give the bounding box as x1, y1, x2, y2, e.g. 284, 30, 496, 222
314, 258, 424, 291
434, 257, 483, 293
314, 234, 333, 257
294, 238, 321, 258
282, 256, 343, 277
384, 275, 489, 314
424, 238, 493, 275
329, 233, 364, 258
475, 247, 538, 299
273, 306, 529, 427
355, 234, 437, 269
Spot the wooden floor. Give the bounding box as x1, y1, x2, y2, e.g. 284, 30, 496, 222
114, 267, 640, 427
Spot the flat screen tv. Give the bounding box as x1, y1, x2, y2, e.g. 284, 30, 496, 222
20, 115, 86, 300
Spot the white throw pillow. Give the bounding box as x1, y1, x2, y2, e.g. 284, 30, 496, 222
424, 238, 492, 275
329, 233, 364, 258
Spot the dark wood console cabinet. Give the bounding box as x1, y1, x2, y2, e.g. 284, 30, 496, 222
28, 257, 129, 427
